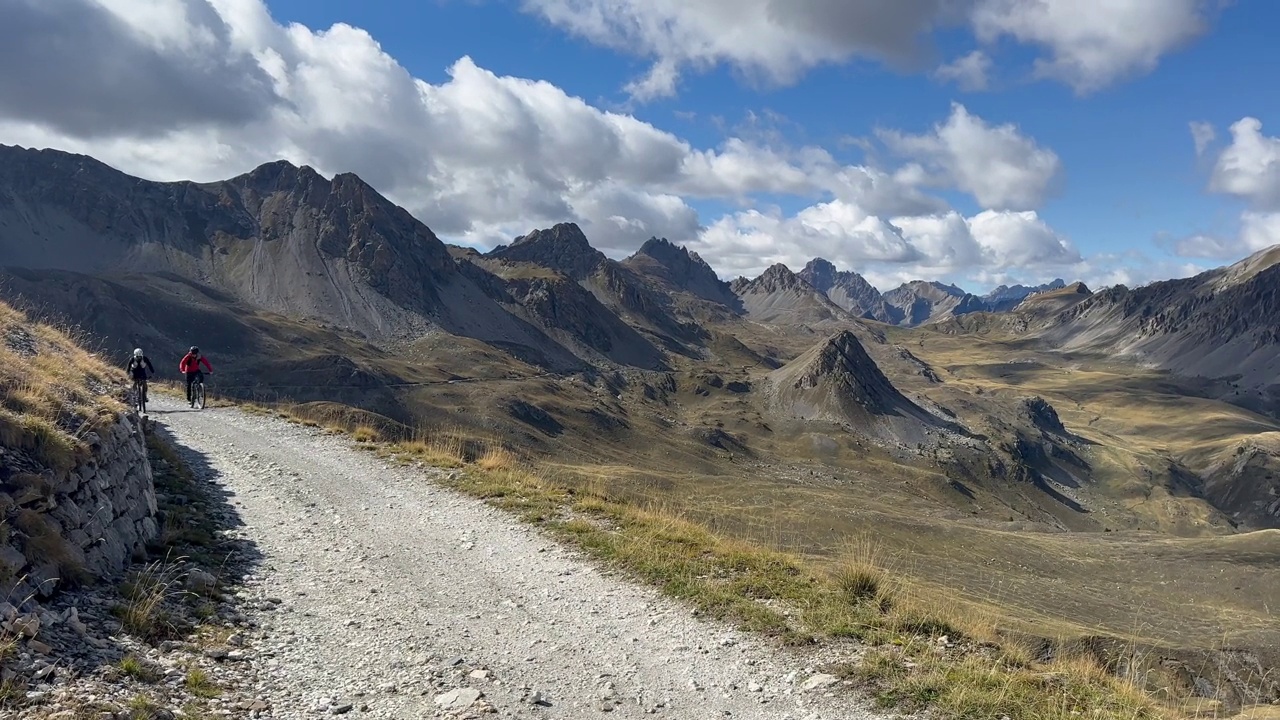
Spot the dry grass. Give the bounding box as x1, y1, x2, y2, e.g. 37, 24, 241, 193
115, 559, 192, 640
0, 302, 123, 472
351, 426, 380, 443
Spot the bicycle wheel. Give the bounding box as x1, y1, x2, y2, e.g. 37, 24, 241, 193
194, 382, 206, 410
137, 383, 147, 414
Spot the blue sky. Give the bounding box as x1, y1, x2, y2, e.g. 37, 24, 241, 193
3, 0, 1279, 291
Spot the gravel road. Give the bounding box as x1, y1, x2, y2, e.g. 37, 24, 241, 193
152, 398, 881, 719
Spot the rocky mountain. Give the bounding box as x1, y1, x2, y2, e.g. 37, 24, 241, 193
488, 223, 608, 280
882, 280, 988, 326
765, 330, 953, 446
621, 237, 741, 310
797, 258, 896, 323
730, 264, 858, 325
1034, 246, 1280, 412
983, 279, 1067, 312
1013, 281, 1092, 316
0, 144, 581, 370
488, 223, 707, 354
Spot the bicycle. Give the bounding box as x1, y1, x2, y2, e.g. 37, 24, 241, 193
189, 374, 206, 410
131, 378, 147, 414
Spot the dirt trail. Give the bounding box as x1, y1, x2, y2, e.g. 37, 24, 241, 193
153, 399, 877, 719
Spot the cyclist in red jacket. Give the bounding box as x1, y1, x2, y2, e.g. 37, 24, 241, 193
180, 346, 213, 406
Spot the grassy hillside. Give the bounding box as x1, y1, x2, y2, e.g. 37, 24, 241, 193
0, 301, 123, 474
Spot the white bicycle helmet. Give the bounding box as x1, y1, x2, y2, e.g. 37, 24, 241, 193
134, 348, 144, 357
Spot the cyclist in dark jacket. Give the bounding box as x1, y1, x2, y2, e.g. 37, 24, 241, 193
126, 348, 155, 403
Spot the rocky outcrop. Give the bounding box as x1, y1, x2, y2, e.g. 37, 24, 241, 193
1, 413, 156, 604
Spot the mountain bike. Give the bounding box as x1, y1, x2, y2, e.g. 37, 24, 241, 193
190, 374, 206, 410
131, 379, 147, 414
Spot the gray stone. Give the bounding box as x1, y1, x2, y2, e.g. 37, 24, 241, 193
801, 673, 838, 691
434, 688, 483, 711
0, 546, 27, 573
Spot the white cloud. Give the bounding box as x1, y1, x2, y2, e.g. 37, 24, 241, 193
691, 206, 1080, 282
933, 50, 992, 91
0, 0, 1104, 293
877, 103, 1062, 210
1190, 121, 1216, 157
970, 0, 1212, 94
523, 0, 1220, 101
1167, 213, 1280, 260
1208, 117, 1280, 210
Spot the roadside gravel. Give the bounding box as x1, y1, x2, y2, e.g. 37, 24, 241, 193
153, 398, 884, 719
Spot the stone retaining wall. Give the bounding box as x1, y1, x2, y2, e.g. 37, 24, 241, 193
0, 413, 157, 606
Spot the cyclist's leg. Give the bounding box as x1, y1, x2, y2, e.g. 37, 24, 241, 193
186, 371, 196, 402
140, 378, 148, 403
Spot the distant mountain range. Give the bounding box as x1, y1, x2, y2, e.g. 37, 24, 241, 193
2, 143, 1278, 527
795, 257, 1067, 326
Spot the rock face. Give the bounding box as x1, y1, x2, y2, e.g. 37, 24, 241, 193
798, 258, 896, 323
0, 413, 157, 603
505, 274, 670, 370
882, 280, 984, 326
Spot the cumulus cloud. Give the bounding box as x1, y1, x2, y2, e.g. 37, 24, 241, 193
933, 50, 992, 91
1208, 117, 1280, 210
523, 0, 1220, 100
0, 0, 276, 137
0, 0, 1100, 291
877, 103, 1062, 210
1176, 117, 1280, 261
971, 0, 1213, 94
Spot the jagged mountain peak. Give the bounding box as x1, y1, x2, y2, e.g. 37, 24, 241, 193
775, 330, 901, 413
799, 258, 839, 290
624, 237, 737, 308
796, 258, 896, 323
751, 263, 807, 291
490, 222, 608, 279
634, 237, 715, 275
887, 279, 968, 300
